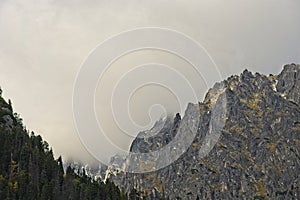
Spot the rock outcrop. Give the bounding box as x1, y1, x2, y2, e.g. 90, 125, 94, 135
107, 64, 300, 199
130, 114, 181, 154
276, 63, 300, 104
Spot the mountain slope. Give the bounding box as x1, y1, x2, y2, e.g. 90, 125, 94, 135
109, 64, 300, 199
0, 91, 123, 200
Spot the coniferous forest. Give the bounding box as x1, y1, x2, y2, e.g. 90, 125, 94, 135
0, 88, 126, 200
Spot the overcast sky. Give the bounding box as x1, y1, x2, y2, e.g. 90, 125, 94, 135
0, 0, 299, 164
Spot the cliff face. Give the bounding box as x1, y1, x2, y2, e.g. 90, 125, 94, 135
108, 64, 300, 199
129, 113, 181, 154
276, 64, 300, 104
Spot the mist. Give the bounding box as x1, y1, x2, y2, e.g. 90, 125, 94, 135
0, 0, 299, 164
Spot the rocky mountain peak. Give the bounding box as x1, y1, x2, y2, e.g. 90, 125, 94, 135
129, 113, 181, 154
107, 64, 300, 199
276, 63, 300, 104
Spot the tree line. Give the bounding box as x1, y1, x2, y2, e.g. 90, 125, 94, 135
0, 89, 128, 199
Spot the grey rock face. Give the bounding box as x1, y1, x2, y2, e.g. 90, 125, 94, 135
276, 63, 300, 104
0, 96, 16, 131
130, 114, 181, 154
109, 65, 300, 199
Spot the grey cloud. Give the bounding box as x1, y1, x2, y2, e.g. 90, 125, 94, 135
0, 0, 299, 164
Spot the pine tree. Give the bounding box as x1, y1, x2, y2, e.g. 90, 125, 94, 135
0, 91, 124, 200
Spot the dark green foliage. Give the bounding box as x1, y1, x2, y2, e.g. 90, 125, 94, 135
0, 94, 122, 199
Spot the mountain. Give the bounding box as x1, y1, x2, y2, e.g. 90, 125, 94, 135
130, 114, 181, 154
0, 91, 123, 199
63, 160, 107, 181
107, 64, 300, 199
1, 64, 299, 200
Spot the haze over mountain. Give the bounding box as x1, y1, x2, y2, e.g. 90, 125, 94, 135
0, 0, 299, 164
0, 88, 124, 199
0, 64, 299, 199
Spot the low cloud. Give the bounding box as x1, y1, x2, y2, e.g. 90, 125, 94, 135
0, 0, 299, 164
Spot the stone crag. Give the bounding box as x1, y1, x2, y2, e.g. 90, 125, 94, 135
107, 64, 300, 199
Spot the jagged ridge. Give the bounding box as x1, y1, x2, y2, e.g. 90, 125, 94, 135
108, 64, 300, 199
